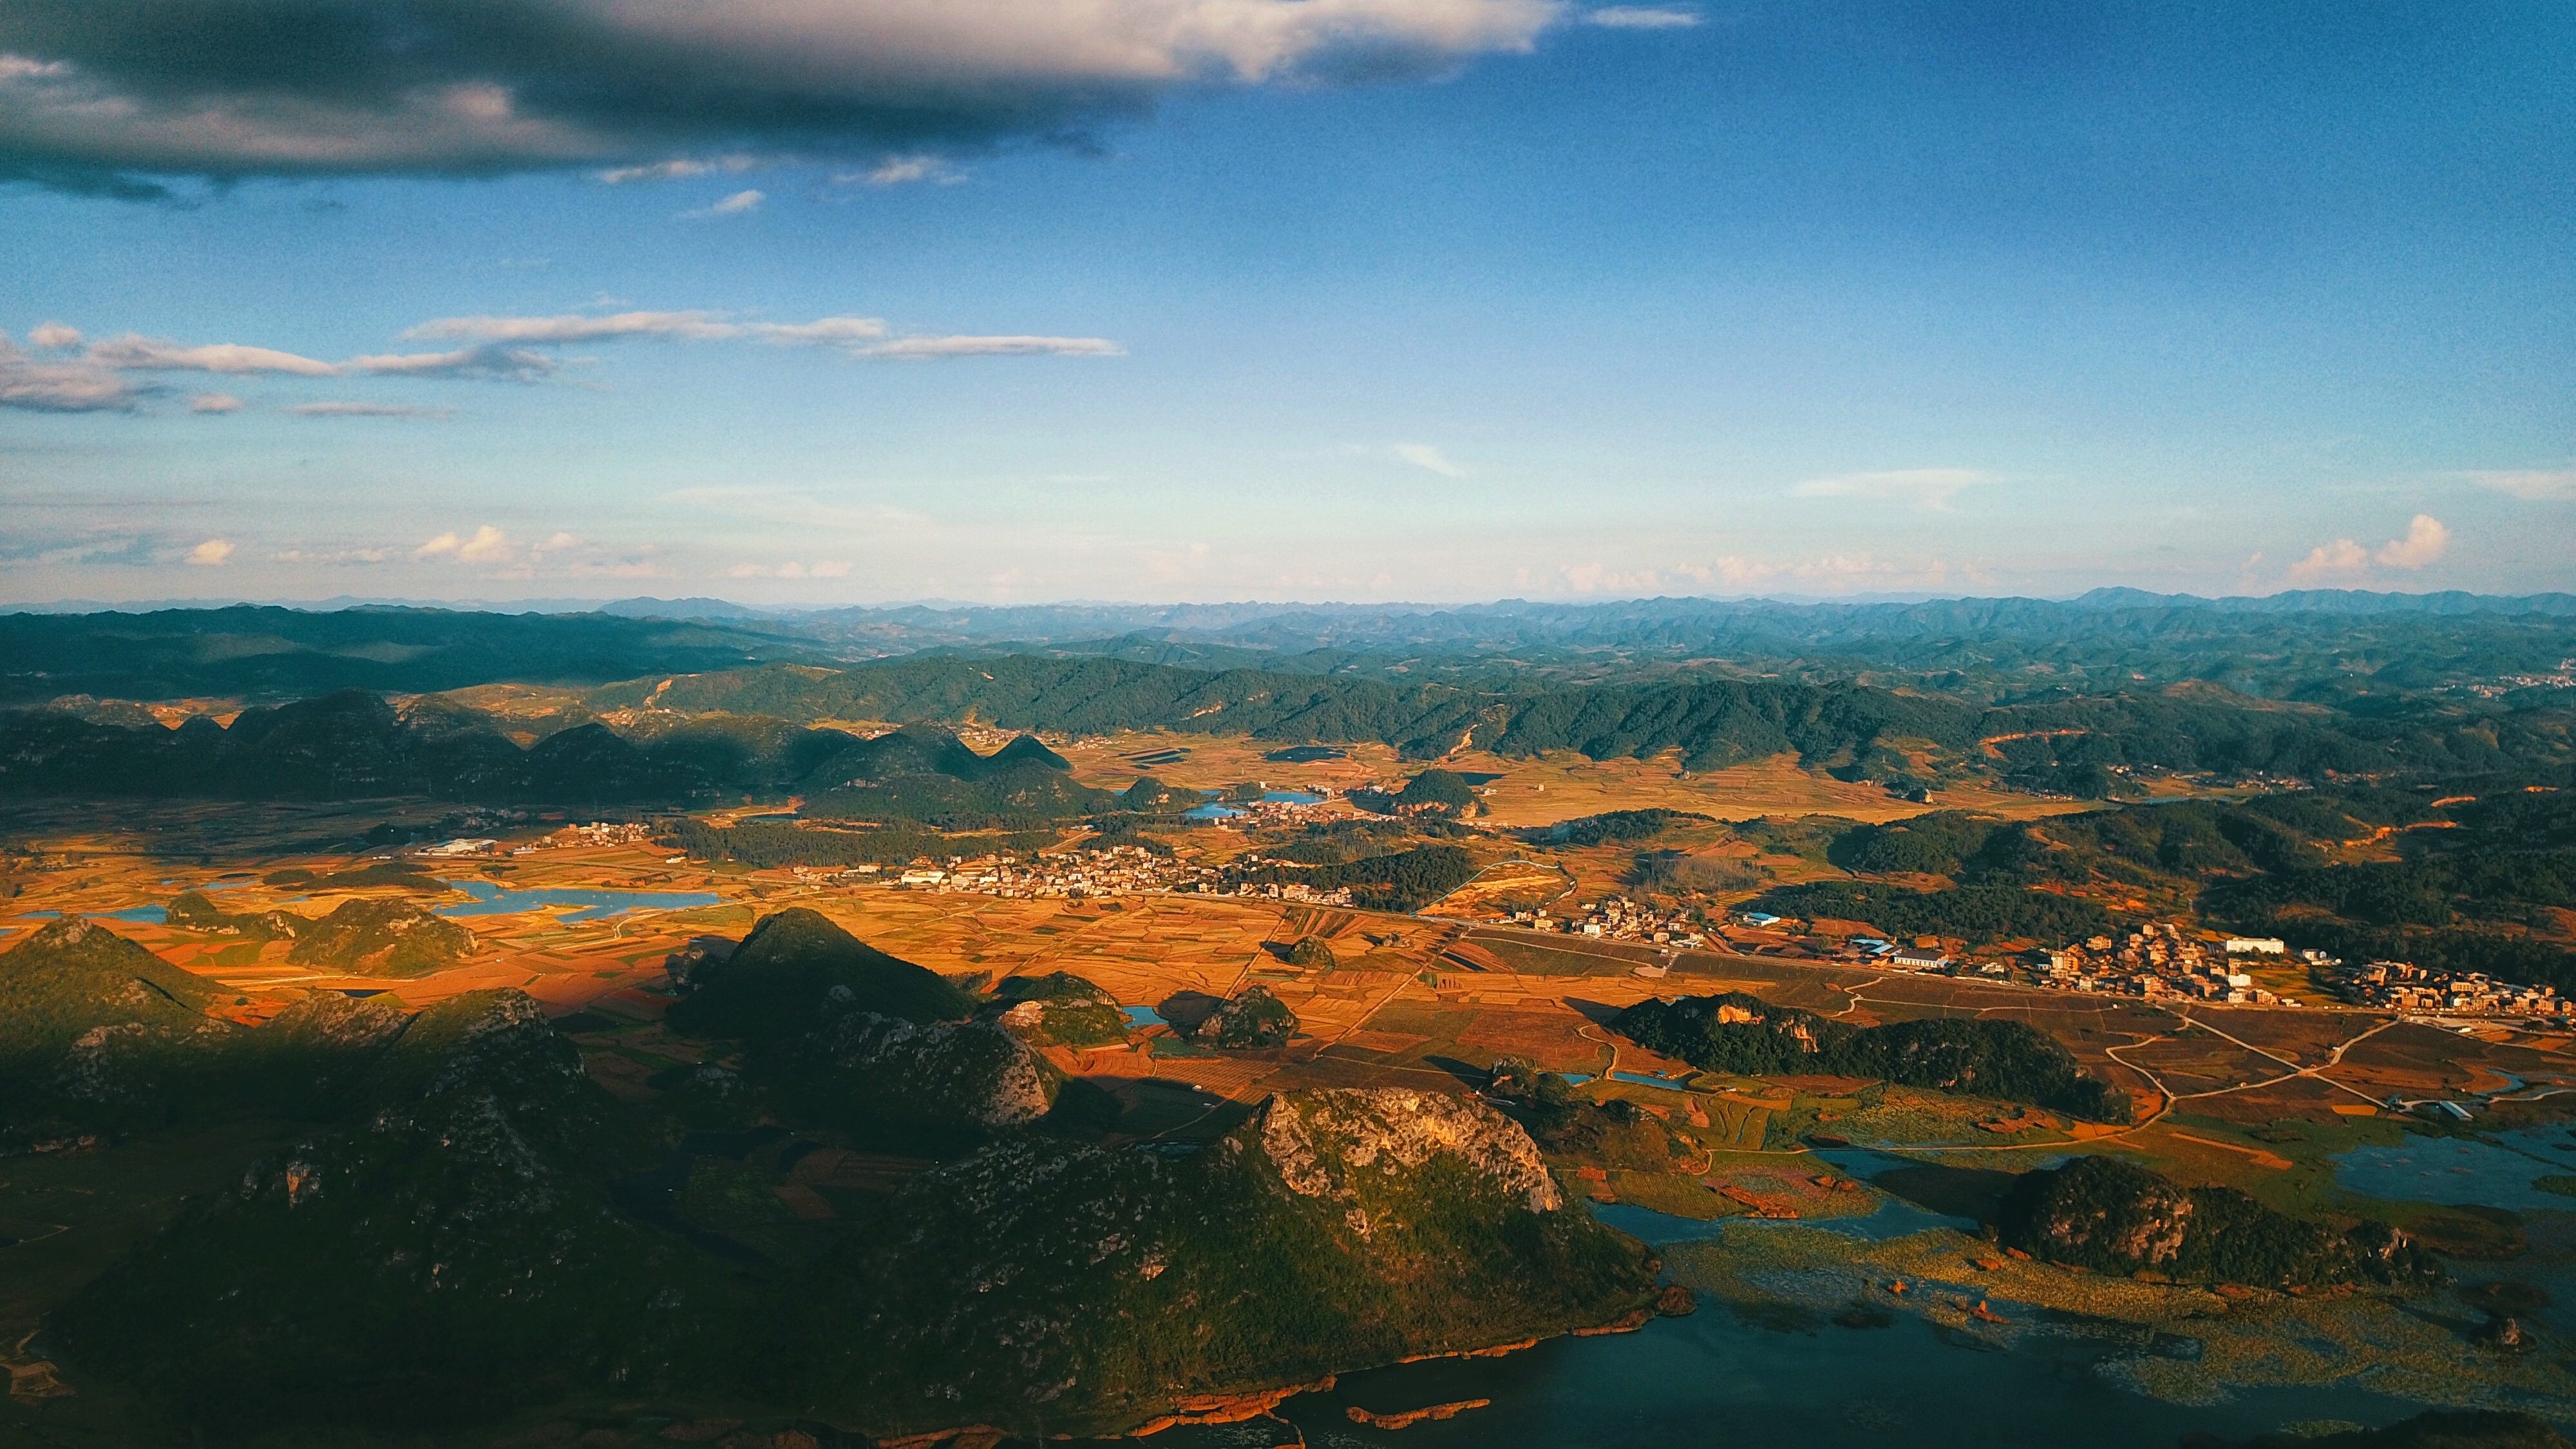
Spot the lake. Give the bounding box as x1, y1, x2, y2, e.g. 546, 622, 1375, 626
1107, 1196, 2427, 1449
2334, 1126, 2576, 1213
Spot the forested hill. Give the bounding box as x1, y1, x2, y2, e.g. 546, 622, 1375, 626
591, 658, 2576, 790
0, 605, 817, 705
10, 592, 2576, 708
589, 657, 1975, 770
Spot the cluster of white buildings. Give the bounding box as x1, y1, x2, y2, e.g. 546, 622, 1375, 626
884, 844, 1200, 898
2332, 959, 2573, 1020
1504, 895, 1704, 947
2027, 923, 2301, 1004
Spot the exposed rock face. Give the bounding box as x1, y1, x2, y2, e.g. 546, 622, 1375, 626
800, 1086, 1647, 1439
802, 1013, 1054, 1128
981, 971, 1128, 1048
1258, 1088, 1563, 1214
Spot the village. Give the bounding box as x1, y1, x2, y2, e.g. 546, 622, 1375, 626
1499, 895, 1707, 948
786, 843, 1363, 906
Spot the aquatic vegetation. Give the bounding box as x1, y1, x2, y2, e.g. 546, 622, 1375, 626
1665, 1222, 2576, 1420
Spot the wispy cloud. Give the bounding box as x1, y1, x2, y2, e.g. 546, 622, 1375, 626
346, 345, 557, 381
1790, 468, 1994, 511
404, 310, 885, 345
272, 545, 393, 565
2463, 468, 2576, 502
287, 401, 456, 418
1391, 442, 1468, 477
857, 334, 1123, 359
84, 335, 338, 375
0, 330, 135, 412
189, 392, 241, 413
682, 188, 766, 218
1584, 6, 1701, 28
598, 156, 758, 185
724, 559, 854, 580
853, 155, 967, 186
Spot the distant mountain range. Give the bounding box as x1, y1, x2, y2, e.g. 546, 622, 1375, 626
10, 589, 2574, 708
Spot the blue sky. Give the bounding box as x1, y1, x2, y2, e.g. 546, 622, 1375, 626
3, 1, 2570, 605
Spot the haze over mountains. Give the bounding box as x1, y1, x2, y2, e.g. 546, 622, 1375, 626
9, 588, 2576, 708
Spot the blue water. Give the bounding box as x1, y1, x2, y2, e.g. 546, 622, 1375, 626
433, 880, 723, 923
14, 910, 61, 920
99, 905, 168, 923
1610, 1070, 1696, 1092
2334, 1126, 2576, 1211
1180, 804, 1245, 821
1121, 1005, 1168, 1027
1261, 790, 1326, 804
1120, 1233, 2427, 1449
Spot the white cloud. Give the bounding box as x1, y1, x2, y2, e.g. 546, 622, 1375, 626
455, 524, 512, 564
1584, 6, 1701, 27
84, 334, 338, 375
0, 331, 133, 412
28, 321, 81, 348
2374, 513, 2449, 569
347, 345, 556, 381
682, 188, 766, 218
287, 401, 455, 417
539, 531, 581, 551
598, 155, 757, 184
184, 538, 234, 566
402, 310, 890, 346
1790, 468, 1994, 511
415, 531, 462, 558
0, 3, 1563, 185
1391, 442, 1468, 477
857, 334, 1124, 359
189, 392, 241, 413
855, 155, 967, 185
2286, 538, 2371, 583
406, 310, 743, 344
2286, 515, 2451, 583
745, 318, 891, 345
2463, 468, 2576, 502
810, 560, 853, 578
